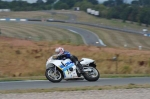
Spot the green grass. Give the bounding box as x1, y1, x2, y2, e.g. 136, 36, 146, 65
52, 22, 150, 50
0, 11, 68, 20
0, 84, 150, 93
0, 74, 150, 82
0, 21, 84, 45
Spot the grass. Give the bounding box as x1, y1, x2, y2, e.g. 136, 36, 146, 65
0, 74, 150, 82
0, 38, 150, 77
0, 21, 84, 45
0, 11, 68, 20
62, 10, 150, 31
51, 22, 150, 50
0, 84, 150, 93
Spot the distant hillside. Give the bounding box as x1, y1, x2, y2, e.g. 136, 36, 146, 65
1, 0, 149, 26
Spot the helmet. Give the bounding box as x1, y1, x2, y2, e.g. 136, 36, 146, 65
55, 47, 64, 56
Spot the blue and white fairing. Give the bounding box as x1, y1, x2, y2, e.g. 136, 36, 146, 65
46, 56, 78, 79
60, 59, 78, 79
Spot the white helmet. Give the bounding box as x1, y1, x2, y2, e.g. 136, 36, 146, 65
55, 47, 64, 56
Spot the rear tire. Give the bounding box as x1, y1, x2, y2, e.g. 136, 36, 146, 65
83, 67, 100, 81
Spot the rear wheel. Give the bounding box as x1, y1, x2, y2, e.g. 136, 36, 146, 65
82, 66, 100, 81
45, 67, 63, 83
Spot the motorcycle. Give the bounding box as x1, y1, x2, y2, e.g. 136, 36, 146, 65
45, 55, 100, 83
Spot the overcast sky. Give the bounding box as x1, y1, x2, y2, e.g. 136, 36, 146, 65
2, 0, 133, 4
98, 0, 133, 3
2, 0, 46, 3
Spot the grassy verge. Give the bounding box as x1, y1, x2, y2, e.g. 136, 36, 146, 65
101, 74, 150, 78
0, 74, 150, 82
0, 84, 150, 94
0, 37, 150, 76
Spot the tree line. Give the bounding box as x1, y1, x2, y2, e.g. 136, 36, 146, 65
0, 0, 150, 26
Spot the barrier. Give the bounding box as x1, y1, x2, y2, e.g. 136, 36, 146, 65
20, 19, 27, 21
28, 19, 41, 21
0, 19, 6, 21
10, 19, 16, 21
0, 18, 27, 22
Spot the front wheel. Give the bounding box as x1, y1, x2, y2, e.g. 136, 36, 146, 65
82, 66, 100, 81
45, 67, 63, 83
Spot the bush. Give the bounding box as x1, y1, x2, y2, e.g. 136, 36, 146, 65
121, 65, 132, 74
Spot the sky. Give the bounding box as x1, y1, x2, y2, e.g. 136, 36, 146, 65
2, 0, 133, 4
98, 0, 133, 3
2, 0, 46, 3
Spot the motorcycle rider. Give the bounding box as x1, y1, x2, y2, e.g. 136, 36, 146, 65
55, 47, 84, 73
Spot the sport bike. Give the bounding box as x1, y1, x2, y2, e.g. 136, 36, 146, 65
45, 55, 100, 83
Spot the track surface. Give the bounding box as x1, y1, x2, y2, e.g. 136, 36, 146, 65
0, 77, 150, 90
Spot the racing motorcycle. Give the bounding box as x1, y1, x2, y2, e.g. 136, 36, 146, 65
45, 55, 100, 83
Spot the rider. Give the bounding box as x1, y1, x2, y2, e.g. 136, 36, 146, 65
55, 47, 84, 73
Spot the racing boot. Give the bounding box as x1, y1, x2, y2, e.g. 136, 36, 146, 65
76, 61, 84, 74
79, 67, 84, 74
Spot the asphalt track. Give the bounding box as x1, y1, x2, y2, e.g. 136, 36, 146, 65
0, 77, 150, 90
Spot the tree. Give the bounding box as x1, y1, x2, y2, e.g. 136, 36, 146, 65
46, 0, 55, 4
131, 0, 139, 5
115, 0, 124, 5
74, 0, 93, 11
36, 0, 44, 4
54, 1, 69, 9
94, 4, 107, 17
137, 7, 150, 26
103, 0, 115, 7
63, 0, 76, 8
120, 6, 132, 22
128, 6, 139, 23
87, 0, 98, 5
58, 0, 79, 8
139, 0, 150, 6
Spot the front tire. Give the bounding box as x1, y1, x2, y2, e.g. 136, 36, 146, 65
83, 66, 100, 81
45, 67, 63, 83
